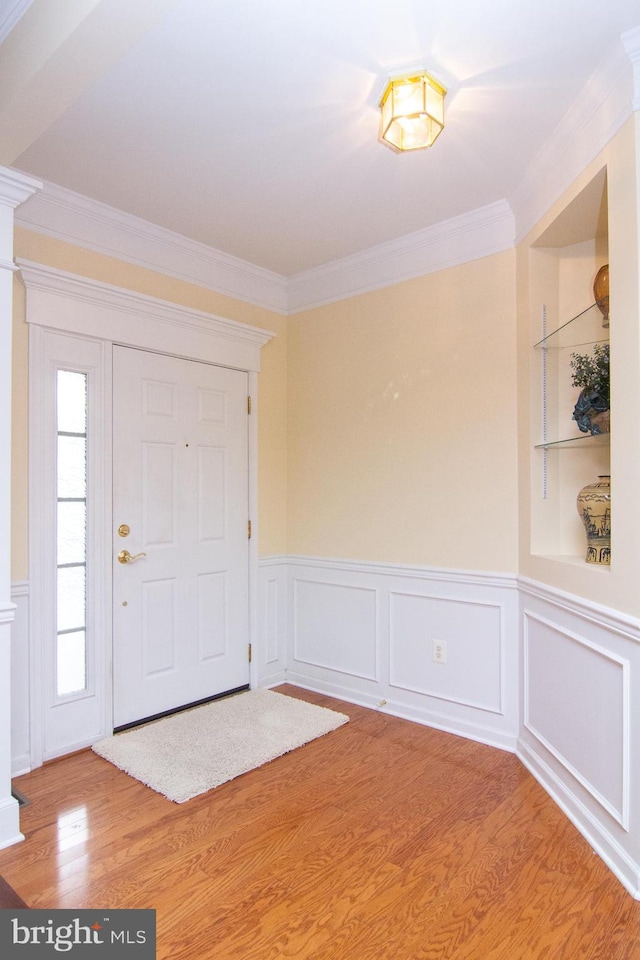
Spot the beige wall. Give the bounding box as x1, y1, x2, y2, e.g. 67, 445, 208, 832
10, 229, 288, 578
12, 231, 520, 582
286, 250, 519, 571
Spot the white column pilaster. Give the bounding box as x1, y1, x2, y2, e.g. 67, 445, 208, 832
0, 167, 40, 849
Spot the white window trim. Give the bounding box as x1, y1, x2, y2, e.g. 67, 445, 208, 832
29, 327, 111, 763
23, 260, 274, 765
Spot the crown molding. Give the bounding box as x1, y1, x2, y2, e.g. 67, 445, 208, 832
13, 172, 516, 315
0, 166, 41, 209
511, 34, 635, 244
286, 199, 516, 313
14, 176, 289, 315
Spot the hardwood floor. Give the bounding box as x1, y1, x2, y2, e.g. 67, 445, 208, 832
0, 874, 28, 908
2, 685, 640, 958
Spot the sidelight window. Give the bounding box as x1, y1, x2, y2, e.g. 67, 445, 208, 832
56, 370, 88, 697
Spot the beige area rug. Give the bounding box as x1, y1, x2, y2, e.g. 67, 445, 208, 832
92, 688, 349, 803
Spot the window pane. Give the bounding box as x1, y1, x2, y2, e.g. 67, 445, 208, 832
57, 501, 86, 565
57, 371, 87, 433
57, 436, 86, 498
57, 631, 86, 697
57, 565, 86, 633
56, 369, 88, 699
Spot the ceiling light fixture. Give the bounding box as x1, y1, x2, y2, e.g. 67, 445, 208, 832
378, 71, 446, 153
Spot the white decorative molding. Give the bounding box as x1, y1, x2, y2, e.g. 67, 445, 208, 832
257, 558, 288, 688
283, 554, 519, 752
286, 200, 516, 313
0, 599, 16, 625
288, 554, 518, 590
14, 177, 516, 315
518, 741, 640, 899
14, 177, 289, 314
0, 167, 41, 209
518, 575, 640, 642
0, 797, 23, 851
18, 259, 275, 373
511, 35, 635, 243
518, 580, 640, 899
10, 582, 30, 776
292, 577, 378, 682
523, 610, 630, 829
0, 164, 38, 853
389, 591, 504, 715
621, 26, 640, 111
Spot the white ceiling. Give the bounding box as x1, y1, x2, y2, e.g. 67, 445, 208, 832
3, 0, 640, 277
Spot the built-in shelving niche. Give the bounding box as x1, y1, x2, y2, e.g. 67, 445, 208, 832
529, 167, 610, 566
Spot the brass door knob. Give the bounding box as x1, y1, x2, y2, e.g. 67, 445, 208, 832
117, 549, 147, 564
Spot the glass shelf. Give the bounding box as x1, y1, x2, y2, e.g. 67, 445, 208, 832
534, 301, 608, 349
535, 432, 610, 450
535, 299, 610, 449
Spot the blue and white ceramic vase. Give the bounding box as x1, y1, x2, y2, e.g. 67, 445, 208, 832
576, 475, 611, 565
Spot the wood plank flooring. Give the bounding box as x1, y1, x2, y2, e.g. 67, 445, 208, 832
0, 874, 28, 908
2, 685, 640, 958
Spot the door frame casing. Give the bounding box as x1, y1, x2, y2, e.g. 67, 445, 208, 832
22, 259, 274, 765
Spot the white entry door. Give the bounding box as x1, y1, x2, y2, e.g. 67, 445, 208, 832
112, 346, 250, 728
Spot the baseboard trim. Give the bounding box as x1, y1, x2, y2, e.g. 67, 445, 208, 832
258, 670, 287, 689
286, 670, 518, 753
11, 756, 30, 778
517, 739, 640, 900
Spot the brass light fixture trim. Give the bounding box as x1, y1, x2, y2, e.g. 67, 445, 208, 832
379, 71, 446, 153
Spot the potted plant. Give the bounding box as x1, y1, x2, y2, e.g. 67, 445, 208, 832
570, 342, 610, 434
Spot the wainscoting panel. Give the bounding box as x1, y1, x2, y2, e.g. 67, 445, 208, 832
10, 583, 30, 776
524, 611, 628, 827
257, 558, 288, 687
283, 557, 519, 750
389, 592, 503, 713
518, 578, 640, 898
293, 577, 378, 681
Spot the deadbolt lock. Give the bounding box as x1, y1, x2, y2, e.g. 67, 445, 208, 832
117, 524, 131, 538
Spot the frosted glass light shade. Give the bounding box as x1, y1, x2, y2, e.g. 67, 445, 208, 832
379, 72, 446, 152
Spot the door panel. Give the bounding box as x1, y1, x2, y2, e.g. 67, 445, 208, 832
112, 346, 249, 728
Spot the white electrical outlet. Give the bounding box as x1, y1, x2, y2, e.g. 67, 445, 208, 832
433, 639, 447, 664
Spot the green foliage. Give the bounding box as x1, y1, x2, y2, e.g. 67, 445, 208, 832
570, 342, 609, 406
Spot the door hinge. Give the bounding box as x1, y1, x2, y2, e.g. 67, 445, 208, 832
248, 519, 252, 539
247, 395, 252, 414
248, 643, 252, 663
